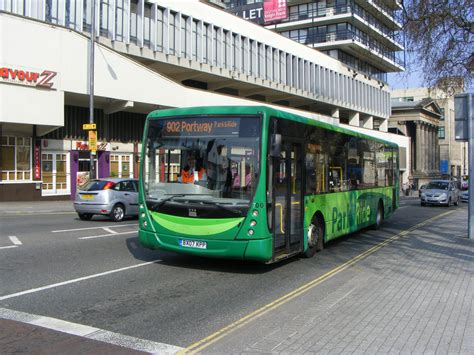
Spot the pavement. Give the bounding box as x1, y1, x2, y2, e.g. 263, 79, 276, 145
1, 198, 472, 354
0, 200, 75, 215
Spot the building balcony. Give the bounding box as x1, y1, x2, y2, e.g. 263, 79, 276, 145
267, 3, 403, 50
285, 30, 404, 73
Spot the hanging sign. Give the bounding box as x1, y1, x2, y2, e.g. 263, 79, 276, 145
88, 131, 97, 154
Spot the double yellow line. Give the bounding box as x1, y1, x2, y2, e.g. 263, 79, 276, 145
180, 210, 455, 354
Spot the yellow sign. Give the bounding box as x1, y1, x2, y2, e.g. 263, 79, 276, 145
83, 123, 96, 130
88, 130, 97, 154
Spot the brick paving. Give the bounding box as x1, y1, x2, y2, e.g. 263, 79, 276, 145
204, 209, 473, 354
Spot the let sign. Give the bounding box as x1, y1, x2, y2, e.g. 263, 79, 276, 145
83, 123, 96, 130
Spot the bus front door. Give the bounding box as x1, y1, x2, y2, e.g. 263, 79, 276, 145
272, 140, 303, 259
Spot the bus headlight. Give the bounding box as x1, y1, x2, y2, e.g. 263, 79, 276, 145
252, 210, 259, 217
143, 221, 148, 227
140, 204, 144, 209
248, 229, 254, 236
250, 220, 257, 227
141, 213, 146, 218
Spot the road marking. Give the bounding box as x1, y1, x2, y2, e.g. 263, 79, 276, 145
79, 231, 137, 240
180, 210, 455, 354
102, 227, 118, 234
8, 236, 22, 245
0, 307, 183, 353
52, 224, 138, 233
328, 288, 356, 309
0, 259, 161, 301
0, 245, 17, 250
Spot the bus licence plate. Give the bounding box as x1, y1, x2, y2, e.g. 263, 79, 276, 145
180, 239, 207, 249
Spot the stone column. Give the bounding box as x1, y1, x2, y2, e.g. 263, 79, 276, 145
428, 125, 433, 171
420, 123, 426, 172
431, 125, 436, 171
434, 126, 440, 172
416, 121, 423, 172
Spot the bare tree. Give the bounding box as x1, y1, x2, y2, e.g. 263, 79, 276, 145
401, 0, 473, 91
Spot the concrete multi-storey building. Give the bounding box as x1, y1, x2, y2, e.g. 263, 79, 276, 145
224, 0, 405, 99
391, 87, 469, 181
0, 0, 407, 201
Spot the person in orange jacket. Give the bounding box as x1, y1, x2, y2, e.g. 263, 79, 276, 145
180, 156, 206, 184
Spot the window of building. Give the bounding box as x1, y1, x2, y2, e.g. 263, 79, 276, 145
439, 108, 445, 120
1, 136, 31, 182
66, 0, 79, 29
115, 0, 125, 41
46, 0, 60, 24
100, 0, 111, 37
130, 1, 139, 44
438, 126, 445, 139
143, 3, 152, 48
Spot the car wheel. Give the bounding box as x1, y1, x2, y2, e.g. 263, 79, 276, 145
421, 202, 426, 206
110, 204, 125, 222
454, 197, 460, 206
445, 198, 451, 207
303, 218, 324, 258
78, 213, 93, 221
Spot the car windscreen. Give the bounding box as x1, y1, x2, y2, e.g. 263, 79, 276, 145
80, 180, 108, 191
426, 182, 449, 190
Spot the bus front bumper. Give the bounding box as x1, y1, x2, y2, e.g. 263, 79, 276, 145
139, 229, 272, 262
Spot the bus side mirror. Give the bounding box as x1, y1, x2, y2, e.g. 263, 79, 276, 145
270, 134, 282, 157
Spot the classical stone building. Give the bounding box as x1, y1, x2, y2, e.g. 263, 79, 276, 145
389, 99, 442, 188
392, 87, 468, 180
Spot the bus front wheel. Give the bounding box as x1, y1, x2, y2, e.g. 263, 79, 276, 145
303, 217, 324, 258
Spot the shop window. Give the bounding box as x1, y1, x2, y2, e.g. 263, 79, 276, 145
1, 136, 31, 181
110, 154, 133, 178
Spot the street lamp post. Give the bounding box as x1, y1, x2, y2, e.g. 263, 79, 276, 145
89, 0, 97, 180
468, 94, 473, 240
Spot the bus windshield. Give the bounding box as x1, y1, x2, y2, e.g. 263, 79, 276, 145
143, 116, 261, 217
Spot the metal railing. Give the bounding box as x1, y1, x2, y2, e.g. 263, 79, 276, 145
285, 29, 404, 67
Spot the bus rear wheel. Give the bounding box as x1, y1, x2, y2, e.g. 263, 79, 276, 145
303, 218, 324, 258
373, 202, 384, 230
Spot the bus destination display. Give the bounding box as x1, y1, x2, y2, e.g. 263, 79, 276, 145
162, 117, 240, 137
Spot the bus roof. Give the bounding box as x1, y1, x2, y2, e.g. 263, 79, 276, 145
146, 106, 398, 148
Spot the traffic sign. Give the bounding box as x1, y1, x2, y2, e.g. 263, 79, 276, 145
88, 130, 97, 154
83, 123, 96, 130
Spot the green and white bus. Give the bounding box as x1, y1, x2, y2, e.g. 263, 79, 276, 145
139, 106, 398, 263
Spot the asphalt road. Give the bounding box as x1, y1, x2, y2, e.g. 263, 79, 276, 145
0, 198, 468, 351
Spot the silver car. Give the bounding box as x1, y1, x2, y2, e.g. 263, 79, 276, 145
420, 180, 460, 207
74, 178, 139, 221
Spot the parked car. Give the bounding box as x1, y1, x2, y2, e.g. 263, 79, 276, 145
420, 180, 460, 207
418, 184, 426, 197
461, 190, 469, 203
74, 178, 139, 221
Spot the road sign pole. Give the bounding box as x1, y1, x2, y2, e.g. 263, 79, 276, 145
89, 0, 96, 180
468, 94, 473, 239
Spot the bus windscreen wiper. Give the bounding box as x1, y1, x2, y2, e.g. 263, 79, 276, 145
150, 194, 186, 209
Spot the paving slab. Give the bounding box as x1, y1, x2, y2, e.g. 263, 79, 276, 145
197, 209, 473, 354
